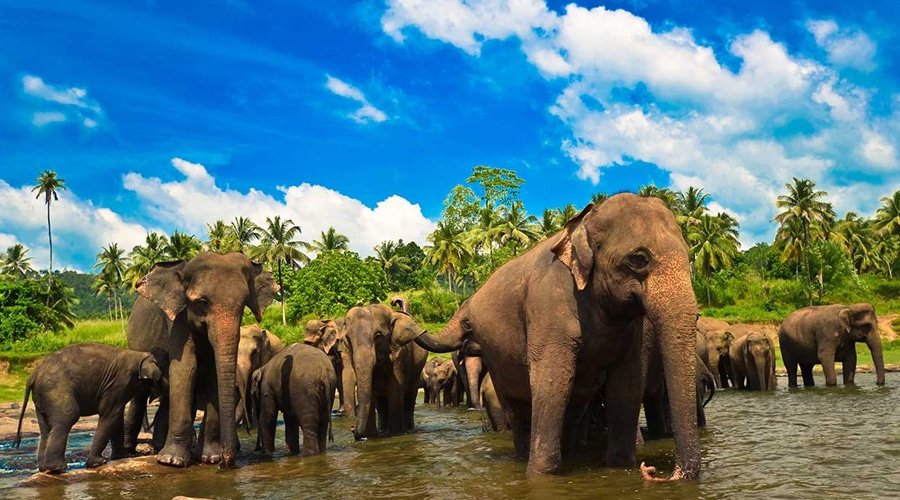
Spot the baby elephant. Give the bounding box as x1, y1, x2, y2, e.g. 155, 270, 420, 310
15, 343, 163, 472
730, 333, 777, 391
252, 343, 337, 456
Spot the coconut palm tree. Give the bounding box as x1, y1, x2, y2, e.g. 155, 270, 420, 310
125, 232, 169, 288
874, 189, 900, 237
206, 220, 239, 253
94, 243, 128, 322
231, 216, 261, 253
374, 240, 412, 289
538, 209, 560, 237
465, 202, 503, 270
774, 178, 834, 304
2, 244, 34, 279
32, 169, 66, 301
497, 201, 540, 250
165, 231, 202, 261
92, 269, 118, 321
425, 221, 471, 293
676, 186, 709, 237
638, 184, 678, 208
255, 216, 308, 325
310, 227, 350, 253
689, 214, 740, 306
556, 204, 579, 227
591, 192, 609, 205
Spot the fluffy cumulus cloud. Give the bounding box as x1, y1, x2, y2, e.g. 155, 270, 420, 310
381, 1, 899, 244
21, 75, 104, 129
0, 179, 151, 271
324, 75, 388, 124
123, 158, 434, 255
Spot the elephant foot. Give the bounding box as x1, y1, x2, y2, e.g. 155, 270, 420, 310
86, 455, 107, 468
39, 460, 67, 474
200, 442, 223, 464
157, 443, 192, 468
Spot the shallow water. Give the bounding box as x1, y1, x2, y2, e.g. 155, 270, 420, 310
1, 373, 898, 499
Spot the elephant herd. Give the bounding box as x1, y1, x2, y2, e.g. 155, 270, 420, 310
11, 194, 891, 484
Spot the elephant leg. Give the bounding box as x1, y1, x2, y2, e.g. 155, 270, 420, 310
158, 332, 197, 468
376, 394, 389, 433
88, 410, 119, 467
152, 393, 170, 452
505, 399, 531, 460
818, 348, 838, 387
341, 354, 356, 418
318, 403, 331, 453
284, 414, 300, 455
386, 382, 404, 434
843, 349, 857, 386
200, 395, 223, 463
41, 413, 77, 473
36, 410, 50, 470
403, 389, 417, 431
800, 364, 816, 387
605, 358, 642, 468
526, 349, 576, 476
643, 388, 668, 440
259, 399, 277, 455
783, 353, 799, 388
299, 413, 320, 455
124, 388, 148, 454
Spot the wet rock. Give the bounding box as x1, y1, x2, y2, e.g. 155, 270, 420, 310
18, 456, 184, 487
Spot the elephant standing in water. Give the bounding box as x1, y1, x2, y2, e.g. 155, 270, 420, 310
415, 194, 701, 480
428, 359, 459, 407
703, 329, 734, 389
128, 252, 277, 467
344, 303, 427, 440
304, 319, 344, 412
779, 303, 885, 387
729, 332, 776, 391
235, 325, 284, 427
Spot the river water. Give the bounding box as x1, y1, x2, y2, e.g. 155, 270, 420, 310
1, 373, 897, 499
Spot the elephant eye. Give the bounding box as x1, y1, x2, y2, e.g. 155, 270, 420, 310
626, 250, 651, 272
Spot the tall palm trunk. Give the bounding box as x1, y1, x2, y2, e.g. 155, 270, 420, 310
46, 204, 53, 305
278, 259, 286, 325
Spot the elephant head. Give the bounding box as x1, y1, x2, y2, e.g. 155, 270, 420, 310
136, 252, 277, 467
344, 303, 425, 440
839, 303, 884, 385
704, 329, 734, 389
742, 333, 776, 390
236, 324, 283, 428
304, 319, 341, 355
550, 195, 701, 480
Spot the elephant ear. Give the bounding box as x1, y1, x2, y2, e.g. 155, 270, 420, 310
138, 354, 162, 382
551, 203, 595, 291
838, 308, 853, 333
136, 261, 186, 321
320, 322, 339, 355
248, 262, 279, 322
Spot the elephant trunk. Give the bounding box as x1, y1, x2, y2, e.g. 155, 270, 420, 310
352, 351, 375, 440
754, 349, 767, 391
866, 331, 886, 386
210, 316, 240, 467
465, 356, 482, 410
414, 305, 469, 353
647, 254, 701, 480
707, 350, 722, 389
235, 361, 251, 428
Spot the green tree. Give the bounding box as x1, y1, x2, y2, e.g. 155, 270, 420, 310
92, 269, 118, 321
689, 214, 740, 306
440, 185, 480, 229
556, 204, 578, 227
874, 190, 900, 237
310, 227, 350, 253
774, 178, 834, 303
465, 202, 503, 270
93, 243, 128, 322
32, 169, 66, 302
374, 240, 412, 291
497, 200, 540, 250
590, 192, 609, 205
125, 232, 169, 288
284, 250, 388, 320
539, 209, 560, 237
425, 221, 471, 293
466, 165, 525, 207
206, 220, 239, 253
165, 231, 202, 261
0, 278, 76, 344
2, 244, 34, 280
231, 216, 261, 253
255, 216, 309, 325
638, 184, 678, 208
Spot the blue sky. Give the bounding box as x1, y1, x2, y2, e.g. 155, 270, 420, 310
1, 0, 898, 271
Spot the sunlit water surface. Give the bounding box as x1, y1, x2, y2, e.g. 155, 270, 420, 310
1, 373, 898, 499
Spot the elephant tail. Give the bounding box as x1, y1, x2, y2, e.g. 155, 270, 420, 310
15, 376, 33, 448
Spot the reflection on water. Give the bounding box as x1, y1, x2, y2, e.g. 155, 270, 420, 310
0, 373, 897, 499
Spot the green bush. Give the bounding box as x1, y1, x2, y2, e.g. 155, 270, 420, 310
284, 250, 388, 321
0, 278, 77, 345
408, 287, 460, 323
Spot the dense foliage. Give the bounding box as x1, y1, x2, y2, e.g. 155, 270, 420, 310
0, 278, 77, 344
283, 250, 388, 320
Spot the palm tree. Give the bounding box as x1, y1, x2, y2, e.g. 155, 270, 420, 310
539, 209, 560, 237
2, 244, 34, 279
425, 221, 471, 293
165, 231, 202, 261
638, 184, 678, 208
231, 217, 261, 253
774, 178, 834, 303
556, 204, 579, 227
874, 190, 900, 237
465, 202, 503, 270
374, 240, 412, 289
497, 201, 540, 250
256, 216, 308, 325
93, 243, 128, 323
689, 214, 740, 306
92, 269, 118, 321
676, 186, 709, 237
591, 192, 609, 205
125, 232, 169, 288
310, 227, 350, 253
32, 169, 66, 302
206, 220, 238, 253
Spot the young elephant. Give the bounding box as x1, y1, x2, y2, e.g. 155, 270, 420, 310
16, 343, 163, 472
429, 358, 459, 408
704, 329, 735, 389
236, 325, 284, 428
729, 332, 776, 391
252, 343, 337, 456
420, 358, 442, 404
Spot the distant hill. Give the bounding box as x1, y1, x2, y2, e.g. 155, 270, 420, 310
55, 270, 136, 320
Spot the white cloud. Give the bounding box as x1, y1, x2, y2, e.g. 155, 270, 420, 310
0, 180, 151, 271
31, 111, 67, 127
123, 158, 434, 255
806, 19, 876, 72
324, 75, 389, 124
382, 1, 900, 244
0, 233, 20, 250
20, 75, 105, 130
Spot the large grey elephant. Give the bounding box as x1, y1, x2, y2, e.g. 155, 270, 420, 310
343, 303, 427, 439
236, 324, 284, 427
729, 332, 776, 391
16, 344, 163, 472
414, 194, 701, 480
779, 303, 885, 387
129, 252, 277, 468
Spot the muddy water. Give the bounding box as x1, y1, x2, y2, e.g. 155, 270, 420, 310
1, 373, 898, 499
